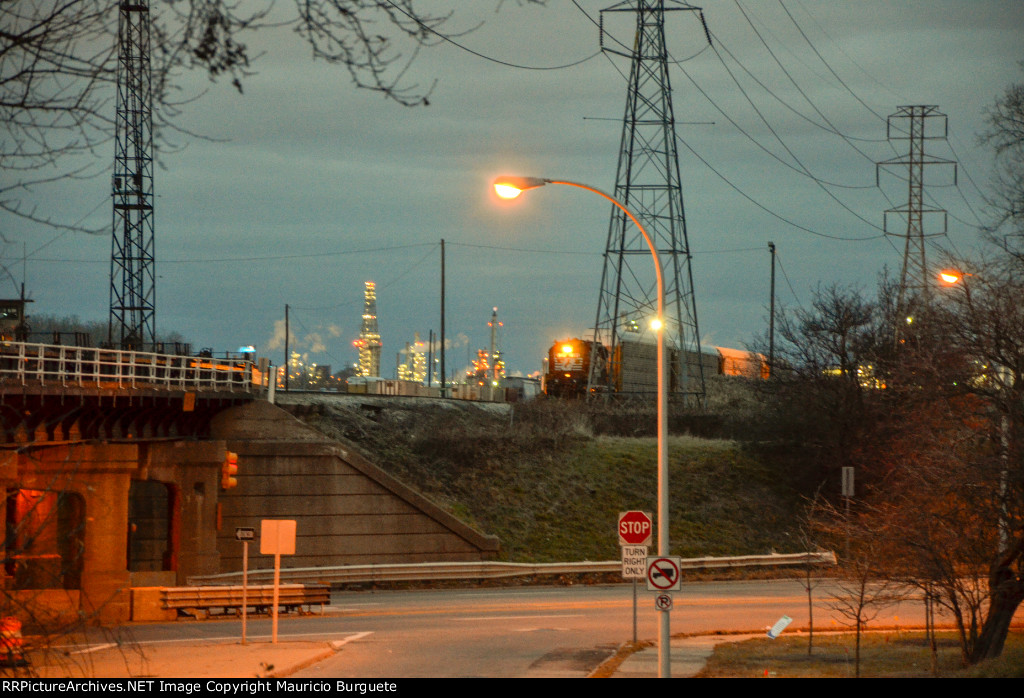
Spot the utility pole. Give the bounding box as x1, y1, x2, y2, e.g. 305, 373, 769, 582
440, 239, 447, 398
109, 0, 156, 350
876, 106, 956, 326
591, 0, 707, 406
768, 241, 776, 378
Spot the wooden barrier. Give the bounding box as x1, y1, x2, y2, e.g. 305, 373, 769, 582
161, 584, 329, 619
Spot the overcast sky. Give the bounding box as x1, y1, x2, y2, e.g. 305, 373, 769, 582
4, 1, 1023, 378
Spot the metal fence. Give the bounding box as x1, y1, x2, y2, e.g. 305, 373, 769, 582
189, 552, 837, 587
0, 341, 260, 392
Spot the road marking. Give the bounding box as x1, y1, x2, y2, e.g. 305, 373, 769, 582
65, 630, 374, 650
453, 614, 581, 621
330, 631, 372, 649
70, 643, 117, 655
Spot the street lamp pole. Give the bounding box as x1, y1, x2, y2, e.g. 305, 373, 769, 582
493, 175, 671, 677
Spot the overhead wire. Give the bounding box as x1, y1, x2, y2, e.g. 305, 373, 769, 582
780, 0, 989, 235
774, 251, 804, 308
381, 0, 600, 71
571, 0, 887, 242
702, 38, 887, 233
731, 1, 888, 149
778, 0, 891, 124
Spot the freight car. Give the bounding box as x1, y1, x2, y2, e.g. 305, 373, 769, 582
544, 337, 758, 398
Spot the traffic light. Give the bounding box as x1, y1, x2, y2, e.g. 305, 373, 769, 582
221, 451, 238, 490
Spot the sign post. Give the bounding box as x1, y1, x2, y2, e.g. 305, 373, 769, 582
235, 527, 256, 645
259, 520, 296, 644
619, 512, 652, 645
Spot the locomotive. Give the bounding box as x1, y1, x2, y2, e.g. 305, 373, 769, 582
544, 337, 751, 398
545, 339, 609, 398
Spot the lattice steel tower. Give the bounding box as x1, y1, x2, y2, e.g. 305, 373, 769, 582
876, 106, 955, 318
591, 0, 705, 402
109, 0, 156, 349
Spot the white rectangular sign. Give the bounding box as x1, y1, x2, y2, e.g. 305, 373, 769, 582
621, 545, 648, 579
260, 519, 296, 555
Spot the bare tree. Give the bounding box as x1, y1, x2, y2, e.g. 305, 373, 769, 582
826, 556, 903, 678
980, 62, 1024, 257
1, 1, 541, 231
929, 259, 1024, 662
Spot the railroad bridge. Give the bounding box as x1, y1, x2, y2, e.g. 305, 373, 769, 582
1, 342, 497, 625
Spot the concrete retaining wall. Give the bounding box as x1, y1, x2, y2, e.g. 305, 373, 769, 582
210, 401, 499, 573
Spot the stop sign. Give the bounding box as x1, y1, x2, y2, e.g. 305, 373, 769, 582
618, 510, 653, 546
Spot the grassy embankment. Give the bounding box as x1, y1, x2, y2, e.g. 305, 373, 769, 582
695, 631, 1024, 678
285, 397, 805, 562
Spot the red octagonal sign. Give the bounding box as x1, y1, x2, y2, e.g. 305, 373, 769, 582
618, 510, 653, 546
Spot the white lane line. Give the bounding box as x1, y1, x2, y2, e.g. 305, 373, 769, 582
72, 630, 375, 648
453, 614, 581, 621
330, 631, 373, 650
70, 643, 117, 655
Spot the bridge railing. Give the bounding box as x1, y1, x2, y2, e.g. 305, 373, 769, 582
0, 341, 261, 392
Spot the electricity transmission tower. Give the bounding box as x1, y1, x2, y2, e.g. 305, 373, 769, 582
876, 106, 956, 319
109, 0, 156, 349
590, 0, 707, 403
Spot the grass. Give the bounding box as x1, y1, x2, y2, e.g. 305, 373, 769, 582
284, 398, 807, 562
695, 630, 1024, 678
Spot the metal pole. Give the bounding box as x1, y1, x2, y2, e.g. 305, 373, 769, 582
241, 540, 249, 645
272, 552, 281, 644
284, 304, 289, 392
768, 242, 776, 378
632, 578, 638, 645
440, 239, 446, 398
544, 179, 670, 677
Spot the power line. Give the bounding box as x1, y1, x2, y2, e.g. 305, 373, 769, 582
673, 131, 883, 241
382, 0, 600, 71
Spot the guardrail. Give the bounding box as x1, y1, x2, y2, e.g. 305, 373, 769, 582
162, 584, 330, 618
189, 552, 837, 586
0, 341, 261, 392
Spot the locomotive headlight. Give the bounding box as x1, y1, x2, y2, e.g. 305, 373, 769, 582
561, 344, 573, 354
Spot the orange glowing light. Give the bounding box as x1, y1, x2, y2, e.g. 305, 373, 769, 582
938, 269, 963, 286
494, 184, 523, 199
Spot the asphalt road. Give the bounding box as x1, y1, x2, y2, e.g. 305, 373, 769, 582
290, 579, 941, 678
89, 579, 975, 678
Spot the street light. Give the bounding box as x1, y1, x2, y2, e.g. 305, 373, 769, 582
493, 175, 672, 677
937, 267, 1011, 550
938, 268, 973, 287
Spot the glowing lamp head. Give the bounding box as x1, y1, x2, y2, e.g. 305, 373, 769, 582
493, 176, 547, 199
494, 183, 524, 199
938, 269, 962, 286
650, 318, 664, 332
